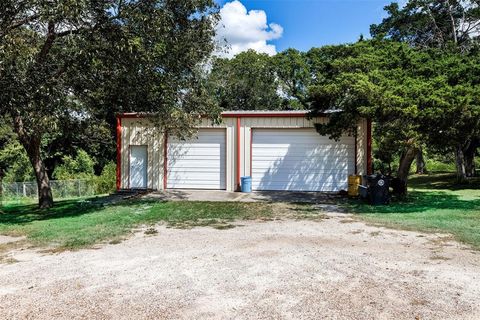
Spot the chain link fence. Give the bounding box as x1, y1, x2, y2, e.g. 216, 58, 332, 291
1, 179, 97, 205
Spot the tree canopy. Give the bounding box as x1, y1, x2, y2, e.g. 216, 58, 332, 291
370, 0, 480, 179
308, 39, 480, 181
0, 0, 219, 207
370, 0, 480, 50
208, 50, 283, 111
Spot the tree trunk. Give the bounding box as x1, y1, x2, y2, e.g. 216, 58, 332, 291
12, 116, 53, 208
31, 153, 53, 208
455, 145, 467, 182
464, 139, 478, 177
415, 148, 428, 174
397, 146, 418, 183
446, 0, 458, 45
465, 154, 476, 177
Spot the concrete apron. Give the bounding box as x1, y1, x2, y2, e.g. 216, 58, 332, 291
145, 189, 342, 204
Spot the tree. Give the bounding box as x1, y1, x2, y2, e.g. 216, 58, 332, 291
308, 41, 446, 183
371, 0, 480, 179
371, 0, 480, 50
410, 48, 480, 180
273, 48, 311, 109
208, 50, 283, 110
309, 39, 480, 184
0, 119, 34, 186
0, 0, 219, 208
41, 115, 116, 177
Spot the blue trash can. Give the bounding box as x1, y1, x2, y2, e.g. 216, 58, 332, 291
241, 176, 252, 192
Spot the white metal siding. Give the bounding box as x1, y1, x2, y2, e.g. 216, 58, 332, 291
121, 118, 162, 190
119, 114, 366, 192
167, 129, 226, 189
251, 129, 355, 191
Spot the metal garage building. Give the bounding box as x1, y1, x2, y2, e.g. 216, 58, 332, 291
116, 111, 372, 192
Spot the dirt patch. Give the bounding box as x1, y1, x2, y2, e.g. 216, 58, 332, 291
144, 227, 158, 235
0, 235, 26, 245
0, 237, 29, 264
430, 253, 452, 261
0, 211, 479, 319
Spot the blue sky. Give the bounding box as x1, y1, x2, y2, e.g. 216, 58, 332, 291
214, 0, 396, 56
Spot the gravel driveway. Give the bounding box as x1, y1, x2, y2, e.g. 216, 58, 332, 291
1, 210, 479, 320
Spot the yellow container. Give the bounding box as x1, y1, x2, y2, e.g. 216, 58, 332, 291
348, 175, 362, 197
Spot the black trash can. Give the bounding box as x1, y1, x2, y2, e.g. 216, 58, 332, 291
365, 174, 390, 205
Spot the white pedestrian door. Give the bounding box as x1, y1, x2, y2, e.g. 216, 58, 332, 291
130, 146, 148, 189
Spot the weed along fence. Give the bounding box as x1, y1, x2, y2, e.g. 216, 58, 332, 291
1, 179, 97, 205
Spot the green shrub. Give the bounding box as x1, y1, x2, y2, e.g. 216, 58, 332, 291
54, 149, 95, 180
94, 162, 116, 194
424, 158, 456, 173
0, 141, 34, 183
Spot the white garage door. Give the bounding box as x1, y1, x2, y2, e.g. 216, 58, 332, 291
167, 129, 226, 189
251, 129, 355, 192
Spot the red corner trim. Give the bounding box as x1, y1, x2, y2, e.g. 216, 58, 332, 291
236, 117, 241, 191
163, 133, 168, 189
116, 116, 122, 191
367, 119, 372, 175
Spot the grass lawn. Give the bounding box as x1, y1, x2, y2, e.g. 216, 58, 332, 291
0, 199, 276, 250
2, 172, 479, 251
348, 173, 480, 249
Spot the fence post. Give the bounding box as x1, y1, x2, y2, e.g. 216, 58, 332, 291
0, 169, 3, 207
23, 182, 27, 197
78, 180, 81, 198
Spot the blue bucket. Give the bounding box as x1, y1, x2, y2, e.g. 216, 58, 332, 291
241, 176, 252, 193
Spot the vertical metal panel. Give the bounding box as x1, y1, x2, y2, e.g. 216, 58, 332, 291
240, 125, 245, 178
158, 131, 164, 190
151, 130, 157, 189
238, 124, 251, 179
122, 118, 131, 189
116, 117, 122, 191
243, 126, 251, 178
121, 118, 163, 190
226, 125, 233, 191
242, 116, 329, 128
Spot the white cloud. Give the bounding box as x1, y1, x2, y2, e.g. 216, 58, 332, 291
215, 1, 283, 58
